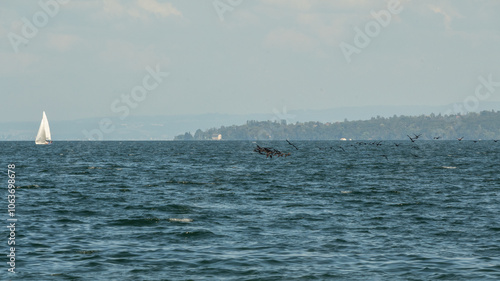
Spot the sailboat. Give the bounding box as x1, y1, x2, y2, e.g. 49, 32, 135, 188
35, 111, 52, 145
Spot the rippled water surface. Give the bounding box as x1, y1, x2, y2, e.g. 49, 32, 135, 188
1, 140, 500, 280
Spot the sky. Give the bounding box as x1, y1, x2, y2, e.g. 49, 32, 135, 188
1, 0, 500, 123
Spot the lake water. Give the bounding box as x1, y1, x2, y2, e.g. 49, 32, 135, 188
1, 140, 500, 280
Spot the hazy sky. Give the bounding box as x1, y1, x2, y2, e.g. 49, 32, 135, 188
1, 0, 499, 123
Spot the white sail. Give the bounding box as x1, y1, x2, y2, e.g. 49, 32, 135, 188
35, 111, 51, 145
43, 112, 51, 141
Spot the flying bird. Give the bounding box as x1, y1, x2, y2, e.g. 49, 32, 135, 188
286, 139, 299, 150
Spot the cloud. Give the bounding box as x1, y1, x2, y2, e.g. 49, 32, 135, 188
260, 0, 377, 11
0, 51, 40, 75
256, 0, 388, 51
260, 0, 314, 11
100, 0, 181, 21
263, 28, 316, 52
137, 0, 181, 18
46, 33, 81, 52
296, 12, 352, 47
102, 0, 126, 18
428, 3, 462, 31
98, 39, 170, 71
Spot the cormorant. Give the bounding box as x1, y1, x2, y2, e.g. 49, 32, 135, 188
286, 139, 299, 150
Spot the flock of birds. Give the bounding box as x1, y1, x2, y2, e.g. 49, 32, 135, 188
408, 134, 463, 142
253, 135, 499, 159
253, 145, 291, 158
253, 140, 298, 158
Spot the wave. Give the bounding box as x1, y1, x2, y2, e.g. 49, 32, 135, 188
17, 184, 40, 189
168, 218, 193, 223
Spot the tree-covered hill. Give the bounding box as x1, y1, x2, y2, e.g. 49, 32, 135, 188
174, 110, 500, 141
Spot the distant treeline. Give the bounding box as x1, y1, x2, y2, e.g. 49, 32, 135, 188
174, 110, 500, 140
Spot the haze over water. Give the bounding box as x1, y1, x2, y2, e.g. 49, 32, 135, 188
2, 140, 500, 280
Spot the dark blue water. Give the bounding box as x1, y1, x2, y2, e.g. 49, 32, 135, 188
1, 140, 500, 280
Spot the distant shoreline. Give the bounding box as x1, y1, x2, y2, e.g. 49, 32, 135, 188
175, 110, 500, 141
